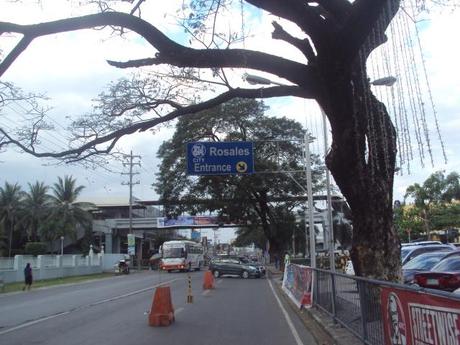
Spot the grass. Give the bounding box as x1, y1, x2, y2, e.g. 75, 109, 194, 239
1, 272, 114, 294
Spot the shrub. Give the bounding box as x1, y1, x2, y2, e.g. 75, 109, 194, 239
24, 242, 48, 256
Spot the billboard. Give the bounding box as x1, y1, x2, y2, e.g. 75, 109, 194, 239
127, 233, 135, 255
157, 216, 220, 228
281, 264, 313, 309
381, 286, 460, 345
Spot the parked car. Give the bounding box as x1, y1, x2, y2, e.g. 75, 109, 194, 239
414, 256, 460, 292
401, 241, 442, 247
402, 251, 451, 284
401, 244, 453, 265
209, 258, 260, 278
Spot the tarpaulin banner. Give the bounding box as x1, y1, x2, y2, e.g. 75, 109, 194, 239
381, 286, 460, 345
282, 264, 313, 309
157, 216, 219, 227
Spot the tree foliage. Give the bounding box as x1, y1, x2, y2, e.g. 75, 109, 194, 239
155, 98, 325, 254
0, 182, 23, 256
45, 176, 93, 242
0, 0, 420, 279
399, 171, 460, 241
0, 176, 93, 255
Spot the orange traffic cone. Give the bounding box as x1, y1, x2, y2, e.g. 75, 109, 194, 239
203, 270, 215, 290
148, 286, 175, 327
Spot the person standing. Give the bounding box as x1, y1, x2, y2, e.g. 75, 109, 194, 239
284, 252, 291, 266
23, 263, 33, 291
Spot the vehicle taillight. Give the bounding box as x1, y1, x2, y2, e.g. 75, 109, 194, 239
415, 275, 427, 285
440, 275, 460, 289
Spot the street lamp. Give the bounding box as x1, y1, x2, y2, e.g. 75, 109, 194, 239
370, 76, 397, 87
243, 73, 327, 268
242, 73, 287, 86
60, 236, 64, 256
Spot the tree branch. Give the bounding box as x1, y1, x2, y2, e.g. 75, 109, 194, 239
245, 0, 332, 45
1, 85, 308, 161
107, 57, 155, 68
309, 0, 352, 23
0, 12, 316, 87
0, 36, 33, 77
271, 21, 316, 64
339, 0, 401, 63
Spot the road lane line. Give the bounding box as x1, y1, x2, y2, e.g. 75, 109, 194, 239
0, 311, 70, 336
175, 307, 184, 315
202, 289, 211, 296
0, 278, 180, 336
267, 279, 305, 345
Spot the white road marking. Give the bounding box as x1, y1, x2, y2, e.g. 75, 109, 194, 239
216, 279, 223, 285
0, 311, 70, 336
202, 289, 211, 296
0, 278, 180, 336
267, 279, 305, 345
175, 307, 184, 315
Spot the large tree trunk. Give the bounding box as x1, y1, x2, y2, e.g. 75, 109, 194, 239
321, 59, 402, 281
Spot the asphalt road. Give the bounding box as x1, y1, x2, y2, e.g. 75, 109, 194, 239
0, 270, 318, 345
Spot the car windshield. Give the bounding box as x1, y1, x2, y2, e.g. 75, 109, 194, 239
401, 247, 412, 260
403, 252, 446, 270
431, 257, 460, 272
162, 248, 185, 258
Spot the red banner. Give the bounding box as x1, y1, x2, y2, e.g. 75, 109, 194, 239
282, 264, 313, 309
381, 286, 460, 345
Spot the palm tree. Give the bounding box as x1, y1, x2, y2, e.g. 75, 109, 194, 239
22, 181, 50, 242
0, 182, 23, 257
46, 176, 93, 245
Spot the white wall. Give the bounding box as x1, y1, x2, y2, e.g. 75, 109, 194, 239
0, 254, 105, 284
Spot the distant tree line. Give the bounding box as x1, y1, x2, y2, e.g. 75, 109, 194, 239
0, 175, 93, 257
395, 171, 460, 243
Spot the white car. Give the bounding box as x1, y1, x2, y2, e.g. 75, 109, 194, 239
345, 260, 355, 275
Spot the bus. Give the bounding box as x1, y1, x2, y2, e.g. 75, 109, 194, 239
160, 240, 204, 272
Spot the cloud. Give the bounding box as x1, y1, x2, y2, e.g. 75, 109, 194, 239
1, 1, 459, 212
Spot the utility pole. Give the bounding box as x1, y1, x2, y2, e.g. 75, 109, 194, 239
321, 108, 335, 272
305, 132, 316, 268
121, 151, 141, 268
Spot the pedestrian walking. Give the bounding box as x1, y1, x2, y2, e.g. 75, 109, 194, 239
273, 254, 280, 270
23, 263, 33, 291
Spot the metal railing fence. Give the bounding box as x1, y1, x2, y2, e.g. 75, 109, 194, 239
312, 268, 460, 345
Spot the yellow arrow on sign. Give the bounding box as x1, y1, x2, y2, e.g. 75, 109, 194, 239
236, 161, 248, 173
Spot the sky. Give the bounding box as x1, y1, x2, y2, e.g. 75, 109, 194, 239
0, 0, 459, 231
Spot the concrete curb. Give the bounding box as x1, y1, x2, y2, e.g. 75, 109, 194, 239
267, 266, 362, 345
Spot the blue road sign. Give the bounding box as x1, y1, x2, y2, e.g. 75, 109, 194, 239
186, 141, 254, 175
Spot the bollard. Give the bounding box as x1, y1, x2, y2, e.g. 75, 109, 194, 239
186, 273, 193, 303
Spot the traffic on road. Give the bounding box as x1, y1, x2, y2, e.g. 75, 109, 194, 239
0, 269, 318, 345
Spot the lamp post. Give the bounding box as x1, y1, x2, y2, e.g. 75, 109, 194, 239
304, 131, 316, 268
60, 236, 64, 256
243, 72, 397, 266
243, 73, 319, 267
370, 76, 397, 87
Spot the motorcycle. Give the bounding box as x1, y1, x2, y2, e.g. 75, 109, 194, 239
114, 259, 130, 274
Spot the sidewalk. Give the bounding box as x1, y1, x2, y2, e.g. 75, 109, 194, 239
266, 265, 362, 345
